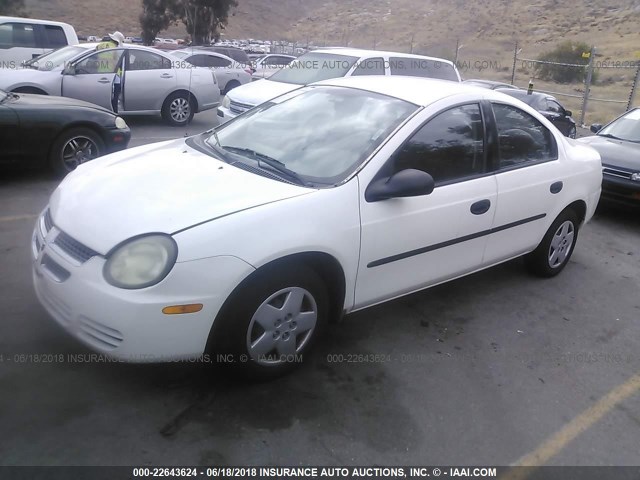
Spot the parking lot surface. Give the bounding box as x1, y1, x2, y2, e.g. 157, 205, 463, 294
1, 114, 639, 467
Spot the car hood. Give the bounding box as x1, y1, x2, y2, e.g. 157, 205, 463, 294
227, 78, 300, 106
49, 138, 313, 255
0, 67, 54, 86
11, 92, 113, 113
578, 135, 640, 171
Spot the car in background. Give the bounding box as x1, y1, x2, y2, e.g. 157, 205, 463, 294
0, 43, 220, 126
578, 108, 640, 207
32, 77, 601, 378
171, 49, 251, 95
0, 88, 130, 175
250, 54, 296, 80
497, 89, 577, 138
0, 16, 78, 68
198, 45, 251, 66
463, 79, 519, 90
86, 35, 99, 42
218, 48, 461, 122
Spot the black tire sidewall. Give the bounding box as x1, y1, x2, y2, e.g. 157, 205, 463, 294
211, 265, 329, 379
49, 127, 104, 177
162, 92, 195, 126
526, 209, 579, 277
223, 81, 240, 96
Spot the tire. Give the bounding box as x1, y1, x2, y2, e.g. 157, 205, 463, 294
525, 208, 579, 277
223, 80, 240, 96
568, 125, 577, 139
210, 265, 329, 379
13, 87, 47, 95
161, 92, 195, 127
49, 127, 104, 177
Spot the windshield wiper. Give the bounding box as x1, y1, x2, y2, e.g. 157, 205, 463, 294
598, 133, 621, 140
222, 146, 307, 186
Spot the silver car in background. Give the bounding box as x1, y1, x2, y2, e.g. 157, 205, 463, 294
0, 44, 220, 126
171, 49, 251, 95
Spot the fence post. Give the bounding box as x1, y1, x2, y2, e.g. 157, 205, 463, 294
627, 64, 640, 112
579, 46, 596, 127
511, 41, 518, 85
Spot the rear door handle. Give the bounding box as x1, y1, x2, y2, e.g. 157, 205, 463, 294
470, 199, 491, 215
550, 181, 563, 194
160, 74, 173, 79
98, 78, 111, 84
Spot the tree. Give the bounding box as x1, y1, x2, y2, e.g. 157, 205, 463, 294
0, 0, 27, 16
140, 0, 237, 46
535, 41, 593, 84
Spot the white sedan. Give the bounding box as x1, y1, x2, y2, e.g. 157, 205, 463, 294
33, 77, 602, 378
0, 44, 220, 126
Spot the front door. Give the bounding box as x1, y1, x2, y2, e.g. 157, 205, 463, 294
61, 49, 124, 110
355, 103, 497, 308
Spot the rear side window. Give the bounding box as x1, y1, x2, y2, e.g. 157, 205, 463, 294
128, 50, 172, 70
0, 23, 38, 48
392, 103, 485, 184
492, 103, 557, 169
352, 57, 385, 76
43, 25, 68, 48
389, 56, 459, 81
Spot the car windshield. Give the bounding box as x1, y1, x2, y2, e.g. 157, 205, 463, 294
204, 86, 418, 185
25, 45, 88, 71
599, 109, 640, 142
268, 52, 358, 85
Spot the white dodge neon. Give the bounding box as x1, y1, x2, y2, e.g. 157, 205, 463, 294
32, 76, 602, 378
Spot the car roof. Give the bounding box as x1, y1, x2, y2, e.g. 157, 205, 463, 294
313, 75, 518, 107
0, 15, 74, 28
309, 47, 456, 66
172, 49, 234, 62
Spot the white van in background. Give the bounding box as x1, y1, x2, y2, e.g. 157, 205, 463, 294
0, 16, 78, 69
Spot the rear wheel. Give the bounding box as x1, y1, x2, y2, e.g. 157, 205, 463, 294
49, 127, 104, 177
210, 265, 328, 379
223, 80, 240, 96
525, 209, 579, 277
161, 92, 195, 126
12, 87, 47, 95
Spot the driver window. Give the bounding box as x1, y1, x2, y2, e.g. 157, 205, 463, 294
75, 50, 124, 74
392, 104, 485, 185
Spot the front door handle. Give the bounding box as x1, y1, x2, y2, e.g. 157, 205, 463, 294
160, 73, 173, 79
470, 199, 491, 215
98, 78, 111, 84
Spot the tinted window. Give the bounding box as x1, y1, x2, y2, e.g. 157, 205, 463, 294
43, 25, 67, 48
352, 57, 385, 76
389, 56, 459, 81
393, 104, 485, 184
0, 23, 37, 48
128, 50, 171, 70
492, 103, 557, 169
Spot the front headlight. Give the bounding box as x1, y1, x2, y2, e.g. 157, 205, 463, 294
221, 95, 231, 109
103, 234, 178, 289
631, 173, 640, 182
115, 116, 128, 129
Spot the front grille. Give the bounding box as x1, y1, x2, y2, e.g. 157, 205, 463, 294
603, 165, 633, 180
43, 209, 53, 232
78, 316, 123, 350
54, 231, 98, 264
41, 254, 71, 282
229, 100, 254, 115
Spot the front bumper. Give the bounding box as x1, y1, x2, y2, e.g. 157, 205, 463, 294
602, 174, 640, 207
32, 211, 254, 361
103, 126, 131, 153
217, 105, 237, 123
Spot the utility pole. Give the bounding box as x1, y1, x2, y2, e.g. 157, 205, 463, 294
579, 46, 596, 127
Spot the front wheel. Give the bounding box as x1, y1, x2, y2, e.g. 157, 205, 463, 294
49, 127, 104, 177
210, 265, 329, 379
162, 92, 195, 126
525, 209, 579, 277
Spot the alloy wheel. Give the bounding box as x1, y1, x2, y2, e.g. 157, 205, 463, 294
548, 220, 575, 268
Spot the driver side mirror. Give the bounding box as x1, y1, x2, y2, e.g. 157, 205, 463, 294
365, 169, 435, 202
564, 110, 572, 117
63, 64, 76, 75
590, 123, 603, 133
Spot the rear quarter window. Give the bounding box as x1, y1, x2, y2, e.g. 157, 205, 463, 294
389, 56, 459, 81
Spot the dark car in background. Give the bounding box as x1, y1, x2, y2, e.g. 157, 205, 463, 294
497, 89, 577, 138
0, 89, 130, 176
579, 108, 640, 207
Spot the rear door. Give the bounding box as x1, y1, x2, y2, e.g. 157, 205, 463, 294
61, 49, 125, 109
123, 49, 176, 112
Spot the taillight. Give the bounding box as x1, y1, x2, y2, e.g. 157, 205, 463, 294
244, 68, 254, 75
